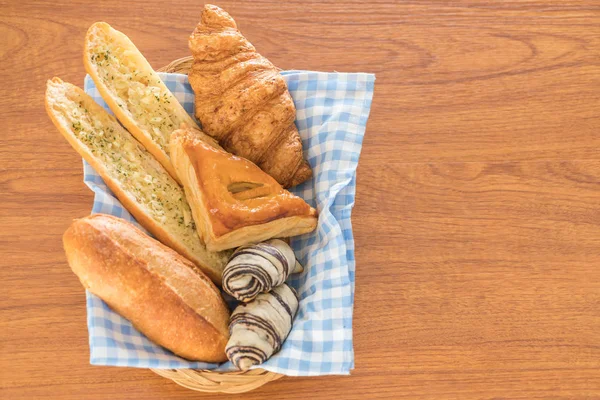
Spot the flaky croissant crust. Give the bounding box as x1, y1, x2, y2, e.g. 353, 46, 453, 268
188, 4, 312, 188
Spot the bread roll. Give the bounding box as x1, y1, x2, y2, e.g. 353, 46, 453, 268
63, 214, 230, 363
45, 77, 230, 284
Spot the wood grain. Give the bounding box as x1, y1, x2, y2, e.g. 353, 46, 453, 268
1, 0, 599, 398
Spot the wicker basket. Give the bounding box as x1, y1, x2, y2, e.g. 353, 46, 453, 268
149, 57, 284, 393
158, 56, 195, 74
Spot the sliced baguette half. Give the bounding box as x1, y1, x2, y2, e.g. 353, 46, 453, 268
45, 77, 230, 284
83, 21, 197, 183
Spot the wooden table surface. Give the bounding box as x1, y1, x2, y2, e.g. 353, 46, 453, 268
2, 1, 599, 398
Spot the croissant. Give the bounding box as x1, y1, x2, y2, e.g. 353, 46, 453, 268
188, 5, 313, 188
223, 239, 303, 302
226, 284, 298, 370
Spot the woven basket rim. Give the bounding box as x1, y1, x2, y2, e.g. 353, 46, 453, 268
150, 56, 284, 394
151, 367, 284, 394
156, 56, 194, 74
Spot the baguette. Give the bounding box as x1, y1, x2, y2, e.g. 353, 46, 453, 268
45, 77, 230, 284
63, 214, 230, 362
83, 22, 206, 183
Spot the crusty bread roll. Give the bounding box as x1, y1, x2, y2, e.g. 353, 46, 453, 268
45, 78, 230, 284
63, 214, 230, 362
84, 22, 216, 183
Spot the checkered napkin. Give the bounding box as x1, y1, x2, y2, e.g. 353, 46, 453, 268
82, 71, 374, 376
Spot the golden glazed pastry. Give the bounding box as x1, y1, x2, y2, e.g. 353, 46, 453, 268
170, 127, 318, 252
188, 4, 312, 188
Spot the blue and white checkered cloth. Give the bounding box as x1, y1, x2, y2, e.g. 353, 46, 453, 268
82, 71, 374, 376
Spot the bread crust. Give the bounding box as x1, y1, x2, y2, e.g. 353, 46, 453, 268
63, 214, 230, 362
45, 78, 228, 284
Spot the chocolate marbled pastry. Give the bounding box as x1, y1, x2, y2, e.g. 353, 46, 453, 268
223, 239, 302, 302
226, 284, 299, 371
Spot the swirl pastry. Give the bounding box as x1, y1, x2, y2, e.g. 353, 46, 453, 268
226, 284, 299, 371
223, 239, 302, 302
